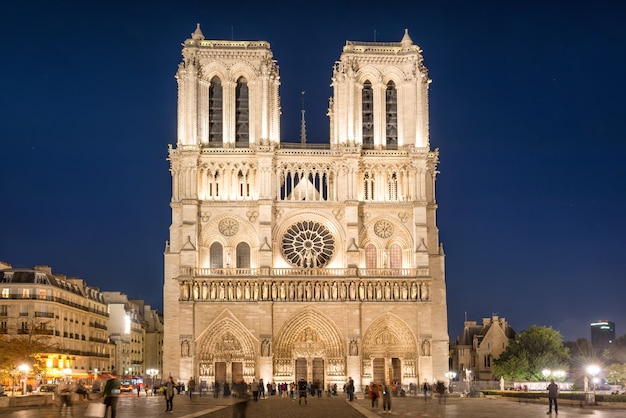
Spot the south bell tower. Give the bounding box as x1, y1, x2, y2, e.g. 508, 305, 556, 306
164, 25, 448, 391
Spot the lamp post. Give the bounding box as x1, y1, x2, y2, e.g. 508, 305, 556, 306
586, 365, 600, 393
586, 364, 600, 405
542, 369, 551, 384
18, 364, 29, 395
146, 369, 158, 390
445, 371, 456, 391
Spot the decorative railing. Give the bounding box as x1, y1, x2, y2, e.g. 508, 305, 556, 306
176, 276, 431, 303
180, 267, 428, 278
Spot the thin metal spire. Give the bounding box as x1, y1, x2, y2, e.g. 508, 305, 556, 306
300, 91, 307, 144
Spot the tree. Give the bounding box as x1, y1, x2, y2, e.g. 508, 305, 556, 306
0, 318, 57, 387
493, 325, 569, 381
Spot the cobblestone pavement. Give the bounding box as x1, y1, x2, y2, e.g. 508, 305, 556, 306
2, 392, 626, 418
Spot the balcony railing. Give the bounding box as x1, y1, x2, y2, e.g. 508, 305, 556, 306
181, 267, 428, 278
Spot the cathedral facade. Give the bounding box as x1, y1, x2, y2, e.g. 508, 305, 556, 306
163, 25, 448, 391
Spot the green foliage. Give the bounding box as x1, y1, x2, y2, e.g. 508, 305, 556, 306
605, 363, 626, 385
0, 322, 57, 384
492, 325, 569, 381
606, 334, 626, 364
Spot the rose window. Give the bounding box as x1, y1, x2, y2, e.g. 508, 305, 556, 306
218, 218, 239, 236
374, 220, 394, 238
282, 221, 335, 268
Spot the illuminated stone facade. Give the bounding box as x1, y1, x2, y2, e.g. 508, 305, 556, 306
163, 25, 448, 391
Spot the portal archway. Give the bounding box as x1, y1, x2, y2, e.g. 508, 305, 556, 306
195, 313, 257, 386
273, 308, 345, 387
362, 313, 418, 384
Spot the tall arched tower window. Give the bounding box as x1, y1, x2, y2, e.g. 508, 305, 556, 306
362, 81, 374, 149
386, 81, 398, 150
209, 76, 223, 147
389, 244, 402, 269
365, 244, 377, 269
364, 172, 375, 201
236, 242, 250, 268
388, 172, 398, 201
235, 77, 249, 147
210, 242, 223, 268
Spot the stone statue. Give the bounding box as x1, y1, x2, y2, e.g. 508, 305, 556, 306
349, 339, 359, 356
261, 339, 270, 357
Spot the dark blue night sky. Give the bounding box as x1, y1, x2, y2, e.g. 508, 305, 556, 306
1, 0, 625, 343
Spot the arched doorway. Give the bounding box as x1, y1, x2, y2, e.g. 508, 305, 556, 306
273, 308, 345, 390
195, 316, 256, 387
362, 313, 418, 385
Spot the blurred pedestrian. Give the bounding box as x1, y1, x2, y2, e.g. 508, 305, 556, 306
188, 377, 196, 399
165, 376, 175, 412
102, 376, 121, 418
382, 383, 392, 414
547, 379, 559, 415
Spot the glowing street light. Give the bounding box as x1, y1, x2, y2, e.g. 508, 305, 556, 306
146, 369, 159, 389
542, 369, 551, 382
445, 371, 457, 388
587, 365, 600, 392
18, 364, 30, 395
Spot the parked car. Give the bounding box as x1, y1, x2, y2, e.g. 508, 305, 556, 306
33, 384, 58, 394
120, 381, 134, 392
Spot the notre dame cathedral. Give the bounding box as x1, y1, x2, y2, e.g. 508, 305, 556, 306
163, 24, 448, 392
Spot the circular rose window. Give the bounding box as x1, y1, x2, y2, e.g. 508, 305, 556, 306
282, 221, 335, 268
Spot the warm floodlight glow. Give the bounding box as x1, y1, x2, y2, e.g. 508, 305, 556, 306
587, 365, 600, 377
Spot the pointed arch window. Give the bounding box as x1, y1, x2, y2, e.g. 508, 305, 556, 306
236, 242, 250, 268
235, 77, 249, 147
209, 76, 223, 147
362, 81, 374, 149
385, 81, 398, 150
365, 244, 377, 269
210, 242, 223, 268
389, 244, 402, 269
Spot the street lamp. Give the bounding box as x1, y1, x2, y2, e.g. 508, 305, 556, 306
18, 364, 29, 395
146, 369, 158, 390
445, 371, 456, 390
542, 369, 551, 383
586, 365, 600, 393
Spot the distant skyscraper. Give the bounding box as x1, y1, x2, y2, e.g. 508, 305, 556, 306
590, 320, 615, 353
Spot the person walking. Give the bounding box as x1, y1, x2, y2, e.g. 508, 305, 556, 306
347, 377, 355, 401
102, 376, 121, 418
422, 381, 431, 402
188, 377, 196, 399
547, 379, 559, 415
297, 379, 308, 405
381, 383, 392, 414
164, 376, 175, 412
250, 379, 259, 401
233, 378, 250, 418
57, 379, 74, 416
369, 382, 380, 409
435, 381, 447, 405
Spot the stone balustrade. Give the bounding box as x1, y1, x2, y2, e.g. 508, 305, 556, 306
177, 275, 431, 303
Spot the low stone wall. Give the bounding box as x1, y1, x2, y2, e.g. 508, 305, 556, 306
0, 395, 55, 408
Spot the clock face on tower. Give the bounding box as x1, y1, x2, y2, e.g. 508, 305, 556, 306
374, 220, 394, 238
281, 221, 335, 268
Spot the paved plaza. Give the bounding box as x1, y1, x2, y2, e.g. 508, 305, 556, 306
2, 392, 626, 418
